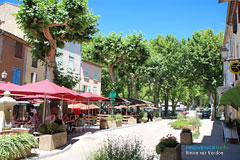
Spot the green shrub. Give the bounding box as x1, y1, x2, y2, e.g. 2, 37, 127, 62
156, 134, 178, 154
188, 117, 201, 127
106, 117, 113, 121
38, 122, 64, 134
88, 137, 155, 160
192, 130, 200, 139
177, 113, 185, 120
153, 111, 161, 118
113, 114, 122, 121
140, 112, 147, 119
0, 133, 38, 160
169, 120, 188, 129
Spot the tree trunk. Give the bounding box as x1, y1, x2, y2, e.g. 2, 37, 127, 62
172, 100, 177, 116
212, 89, 217, 120
132, 79, 138, 99
46, 52, 56, 81
164, 88, 169, 117
122, 88, 125, 98
108, 65, 116, 85
42, 27, 57, 81
128, 82, 132, 98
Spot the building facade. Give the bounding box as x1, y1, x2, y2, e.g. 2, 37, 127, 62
219, 0, 240, 119
0, 2, 102, 94
56, 45, 102, 95
80, 59, 102, 95
0, 29, 27, 85
0, 2, 46, 84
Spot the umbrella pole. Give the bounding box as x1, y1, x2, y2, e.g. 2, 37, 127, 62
42, 94, 47, 124
88, 98, 89, 127
60, 94, 64, 118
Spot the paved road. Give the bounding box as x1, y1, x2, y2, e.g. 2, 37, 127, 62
40, 119, 217, 160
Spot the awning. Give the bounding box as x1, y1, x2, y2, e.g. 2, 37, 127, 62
219, 86, 240, 110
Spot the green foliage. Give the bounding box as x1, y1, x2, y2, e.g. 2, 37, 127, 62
0, 133, 38, 160
153, 111, 161, 118
106, 117, 113, 121
15, 0, 99, 64
156, 134, 178, 154
139, 112, 147, 119
83, 32, 149, 96
53, 67, 79, 90
88, 137, 155, 160
113, 114, 122, 121
192, 130, 200, 139
169, 120, 189, 129
181, 127, 191, 133
38, 122, 64, 134
188, 117, 201, 127
177, 113, 185, 120
170, 117, 201, 129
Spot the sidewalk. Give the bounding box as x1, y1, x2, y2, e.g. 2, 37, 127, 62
182, 120, 240, 160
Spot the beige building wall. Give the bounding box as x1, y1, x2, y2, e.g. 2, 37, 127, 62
0, 2, 46, 84
80, 60, 102, 95
0, 2, 23, 39
24, 47, 46, 84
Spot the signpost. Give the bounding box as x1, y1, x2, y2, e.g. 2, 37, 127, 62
229, 61, 240, 74
109, 90, 116, 117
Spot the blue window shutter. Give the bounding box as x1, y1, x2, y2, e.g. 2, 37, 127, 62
16, 69, 21, 85
12, 68, 21, 85
12, 69, 16, 84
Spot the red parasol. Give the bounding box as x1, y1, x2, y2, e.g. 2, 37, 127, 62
79, 92, 108, 101
19, 94, 70, 101
0, 82, 21, 93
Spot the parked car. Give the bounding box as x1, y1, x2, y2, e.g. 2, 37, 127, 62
202, 111, 210, 118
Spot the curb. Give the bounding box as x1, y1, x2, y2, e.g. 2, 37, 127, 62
29, 143, 72, 159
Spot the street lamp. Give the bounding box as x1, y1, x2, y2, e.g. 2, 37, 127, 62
1, 71, 7, 81
220, 46, 228, 60
220, 46, 240, 62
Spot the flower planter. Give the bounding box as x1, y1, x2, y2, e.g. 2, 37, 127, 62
100, 120, 108, 129
116, 121, 122, 127
160, 143, 181, 160
107, 120, 117, 129
39, 132, 67, 151
180, 132, 192, 145
128, 117, 137, 125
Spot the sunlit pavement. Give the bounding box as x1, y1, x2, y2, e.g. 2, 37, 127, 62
33, 119, 240, 160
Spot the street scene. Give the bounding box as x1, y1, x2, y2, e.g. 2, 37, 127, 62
0, 0, 239, 160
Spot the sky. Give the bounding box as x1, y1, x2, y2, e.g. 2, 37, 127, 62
1, 0, 228, 40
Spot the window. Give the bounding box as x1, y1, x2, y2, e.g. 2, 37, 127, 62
87, 86, 91, 92
69, 43, 74, 58
15, 42, 23, 59
68, 59, 74, 71
81, 85, 85, 93
233, 10, 238, 34
32, 60, 38, 68
30, 72, 37, 83
56, 56, 62, 66
93, 71, 98, 80
12, 68, 21, 85
93, 87, 97, 94
84, 68, 89, 78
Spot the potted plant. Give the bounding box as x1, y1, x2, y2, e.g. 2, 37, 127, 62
113, 114, 122, 127
180, 126, 192, 145
38, 122, 67, 151
156, 134, 181, 160
100, 118, 108, 129
106, 117, 116, 129
139, 112, 148, 123
0, 132, 38, 160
